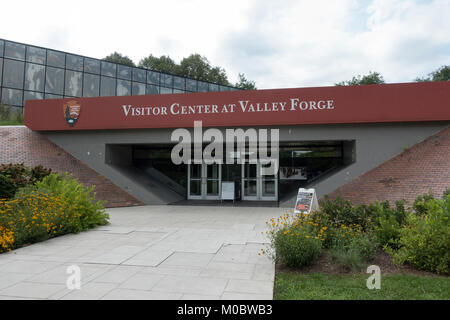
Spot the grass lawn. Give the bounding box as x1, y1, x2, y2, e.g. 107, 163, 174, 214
274, 272, 450, 300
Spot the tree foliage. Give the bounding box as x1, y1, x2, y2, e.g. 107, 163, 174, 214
415, 65, 450, 82
335, 71, 385, 86
103, 52, 136, 67
139, 53, 231, 86
104, 51, 257, 89
138, 54, 179, 74
235, 73, 257, 90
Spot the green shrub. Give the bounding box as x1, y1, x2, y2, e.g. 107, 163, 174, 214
1, 173, 109, 252
0, 163, 52, 199
274, 226, 323, 268
264, 212, 323, 268
386, 194, 450, 274
371, 200, 408, 249
328, 232, 377, 271
374, 214, 400, 248
30, 173, 109, 230
329, 246, 366, 271
351, 233, 377, 261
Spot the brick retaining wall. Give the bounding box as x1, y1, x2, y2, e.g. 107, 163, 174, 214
0, 126, 143, 207
326, 125, 450, 205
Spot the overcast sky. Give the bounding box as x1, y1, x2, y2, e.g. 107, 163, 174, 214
1, 0, 449, 89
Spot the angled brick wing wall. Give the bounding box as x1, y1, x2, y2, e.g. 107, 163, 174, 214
326, 126, 450, 205
0, 126, 143, 208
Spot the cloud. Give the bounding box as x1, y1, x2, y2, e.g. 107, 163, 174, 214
0, 0, 448, 89
217, 0, 450, 88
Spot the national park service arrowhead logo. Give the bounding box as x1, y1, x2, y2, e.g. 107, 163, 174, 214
63, 100, 81, 127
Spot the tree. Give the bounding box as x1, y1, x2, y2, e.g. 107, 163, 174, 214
335, 71, 385, 86
235, 73, 257, 90
103, 52, 136, 67
415, 65, 450, 82
138, 55, 180, 74
106, 51, 257, 89
178, 54, 212, 81
178, 54, 230, 85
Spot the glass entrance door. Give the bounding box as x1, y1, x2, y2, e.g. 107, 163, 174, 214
187, 163, 221, 200
205, 163, 220, 199
242, 163, 258, 200
242, 163, 278, 201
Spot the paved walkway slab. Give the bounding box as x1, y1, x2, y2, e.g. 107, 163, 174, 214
0, 205, 284, 300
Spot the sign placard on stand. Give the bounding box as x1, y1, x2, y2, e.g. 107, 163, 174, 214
221, 181, 235, 202
294, 188, 319, 214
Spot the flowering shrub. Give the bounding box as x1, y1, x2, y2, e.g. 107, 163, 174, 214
0, 173, 109, 253
264, 190, 448, 274
0, 224, 14, 252
31, 173, 108, 230
263, 211, 324, 268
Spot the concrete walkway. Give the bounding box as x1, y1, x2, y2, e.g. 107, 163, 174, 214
0, 205, 286, 300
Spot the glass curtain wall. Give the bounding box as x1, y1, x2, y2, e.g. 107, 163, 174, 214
0, 38, 239, 113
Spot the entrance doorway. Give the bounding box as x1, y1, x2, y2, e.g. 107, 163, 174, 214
187, 162, 278, 201
242, 163, 277, 201
187, 163, 221, 200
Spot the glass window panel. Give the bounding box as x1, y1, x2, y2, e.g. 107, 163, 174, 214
66, 54, 83, 71
65, 70, 82, 97
207, 180, 219, 195
146, 84, 159, 95
100, 76, 116, 96
0, 58, 2, 86
173, 89, 184, 94
198, 81, 208, 92
186, 79, 197, 91
207, 164, 220, 179
117, 79, 131, 96
24, 91, 43, 103
83, 73, 100, 97
132, 82, 146, 95
4, 42, 25, 60
160, 87, 172, 94
262, 180, 276, 196
161, 74, 173, 87
245, 164, 257, 178
189, 180, 201, 196
190, 164, 202, 179
209, 83, 219, 92
3, 59, 25, 89
44, 93, 63, 99
244, 180, 257, 196
147, 71, 160, 85
101, 61, 116, 77
0, 40, 4, 57
1, 88, 23, 106
84, 58, 100, 74
26, 46, 46, 64
173, 76, 185, 90
45, 67, 64, 94
24, 63, 45, 92
132, 68, 146, 83
46, 50, 65, 68
117, 65, 131, 80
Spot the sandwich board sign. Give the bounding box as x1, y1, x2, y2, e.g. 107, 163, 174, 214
221, 181, 235, 202
294, 188, 319, 214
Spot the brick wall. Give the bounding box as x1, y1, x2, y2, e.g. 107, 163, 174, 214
0, 126, 143, 208
326, 125, 450, 205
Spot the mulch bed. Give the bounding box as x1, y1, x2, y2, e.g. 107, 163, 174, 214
276, 250, 444, 277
